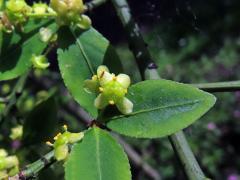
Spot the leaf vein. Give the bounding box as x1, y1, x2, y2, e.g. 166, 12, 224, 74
95, 129, 102, 180
111, 99, 202, 119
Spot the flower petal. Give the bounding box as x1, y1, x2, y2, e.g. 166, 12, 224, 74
99, 71, 114, 86
116, 97, 133, 115
97, 65, 109, 78
94, 94, 108, 109
116, 74, 131, 88
54, 145, 68, 161
68, 132, 84, 144
83, 79, 99, 93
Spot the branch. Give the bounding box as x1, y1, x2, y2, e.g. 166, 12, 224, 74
192, 80, 240, 92
110, 0, 207, 179
110, 0, 159, 79
85, 0, 108, 11
115, 135, 161, 180
168, 131, 205, 179
10, 151, 56, 180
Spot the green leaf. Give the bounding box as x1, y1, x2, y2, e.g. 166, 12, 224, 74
65, 127, 131, 180
0, 20, 57, 81
107, 79, 216, 138
57, 27, 122, 118
22, 93, 58, 145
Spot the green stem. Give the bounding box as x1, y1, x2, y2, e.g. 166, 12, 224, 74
169, 131, 205, 180
192, 80, 240, 92
10, 151, 55, 179
111, 0, 207, 179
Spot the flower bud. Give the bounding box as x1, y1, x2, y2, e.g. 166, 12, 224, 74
10, 125, 23, 140
31, 54, 50, 69
1, 84, 10, 95
32, 2, 48, 15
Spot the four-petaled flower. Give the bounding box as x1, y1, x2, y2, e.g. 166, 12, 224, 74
84, 65, 133, 115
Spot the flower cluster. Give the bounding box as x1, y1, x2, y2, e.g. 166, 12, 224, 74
84, 65, 133, 115
0, 149, 19, 179
50, 0, 91, 29
46, 125, 84, 161
0, 0, 91, 32
0, 0, 55, 32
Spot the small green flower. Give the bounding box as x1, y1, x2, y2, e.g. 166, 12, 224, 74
31, 54, 50, 69
46, 125, 84, 161
10, 125, 23, 140
84, 65, 133, 115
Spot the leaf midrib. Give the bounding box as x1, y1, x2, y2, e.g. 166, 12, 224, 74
94, 129, 102, 180
70, 28, 95, 75
110, 99, 203, 119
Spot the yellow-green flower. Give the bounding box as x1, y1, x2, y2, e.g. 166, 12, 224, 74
46, 125, 84, 161
84, 65, 133, 115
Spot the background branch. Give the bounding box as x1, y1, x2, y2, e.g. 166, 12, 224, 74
85, 0, 108, 11
192, 80, 240, 92
0, 72, 28, 125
